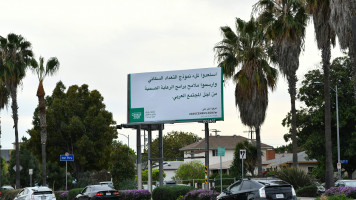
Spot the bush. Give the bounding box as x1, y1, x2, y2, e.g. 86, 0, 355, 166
118, 189, 151, 200
55, 191, 68, 200
212, 185, 230, 193
325, 187, 356, 198
184, 189, 219, 200
152, 185, 195, 200
67, 188, 83, 200
117, 178, 137, 190
267, 167, 313, 190
1, 189, 22, 200
327, 194, 353, 200
296, 185, 318, 197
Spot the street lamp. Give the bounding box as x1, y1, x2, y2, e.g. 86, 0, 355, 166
118, 133, 129, 148
315, 82, 341, 180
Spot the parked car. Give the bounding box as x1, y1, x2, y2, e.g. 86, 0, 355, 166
14, 186, 55, 200
75, 185, 119, 200
335, 180, 356, 187
217, 178, 297, 200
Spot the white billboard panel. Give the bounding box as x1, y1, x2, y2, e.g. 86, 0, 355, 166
128, 67, 224, 124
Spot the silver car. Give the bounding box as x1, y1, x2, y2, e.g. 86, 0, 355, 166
14, 187, 56, 200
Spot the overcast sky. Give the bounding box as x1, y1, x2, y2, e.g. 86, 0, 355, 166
0, 0, 344, 151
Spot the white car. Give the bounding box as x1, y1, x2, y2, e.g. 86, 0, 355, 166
14, 187, 56, 200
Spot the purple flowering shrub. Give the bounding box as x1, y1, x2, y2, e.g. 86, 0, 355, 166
118, 189, 151, 200
54, 191, 68, 200
184, 189, 219, 200
325, 187, 356, 198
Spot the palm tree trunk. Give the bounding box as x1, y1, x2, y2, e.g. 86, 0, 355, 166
255, 126, 262, 177
11, 87, 21, 188
352, 17, 356, 101
323, 42, 334, 189
37, 81, 47, 186
287, 74, 298, 167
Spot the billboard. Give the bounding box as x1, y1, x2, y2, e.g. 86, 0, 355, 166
128, 67, 224, 124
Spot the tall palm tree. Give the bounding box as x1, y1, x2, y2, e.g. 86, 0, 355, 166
0, 83, 9, 187
255, 0, 308, 167
306, 0, 336, 189
31, 56, 60, 186
329, 0, 356, 100
214, 17, 278, 176
0, 33, 33, 188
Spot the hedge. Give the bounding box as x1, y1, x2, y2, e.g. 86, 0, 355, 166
296, 185, 318, 197
1, 189, 22, 200
152, 185, 194, 200
184, 189, 219, 200
118, 189, 151, 200
55, 191, 68, 200
67, 188, 83, 200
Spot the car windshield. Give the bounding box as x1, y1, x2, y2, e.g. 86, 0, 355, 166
345, 181, 356, 187
92, 185, 113, 191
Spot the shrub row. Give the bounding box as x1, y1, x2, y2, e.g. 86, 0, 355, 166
325, 187, 356, 199
184, 189, 219, 200
67, 188, 83, 200
296, 185, 318, 197
152, 185, 194, 200
1, 189, 22, 200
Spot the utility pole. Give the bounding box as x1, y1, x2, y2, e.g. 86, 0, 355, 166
243, 129, 255, 140
210, 129, 221, 136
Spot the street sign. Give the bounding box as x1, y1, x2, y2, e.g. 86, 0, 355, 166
240, 149, 246, 159
217, 147, 225, 156
337, 162, 341, 170
29, 169, 33, 175
340, 160, 348, 164
60, 154, 74, 161
13, 165, 23, 171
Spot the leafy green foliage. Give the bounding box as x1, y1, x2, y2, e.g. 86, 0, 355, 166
47, 161, 73, 190
326, 194, 353, 200
173, 161, 204, 182
267, 167, 314, 190
282, 56, 356, 180
26, 81, 118, 178
1, 189, 22, 200
152, 185, 194, 200
111, 141, 136, 190
230, 140, 258, 177
151, 131, 200, 161
296, 185, 318, 197
116, 179, 137, 190
0, 157, 9, 185
8, 143, 41, 187
68, 188, 83, 200
141, 169, 166, 182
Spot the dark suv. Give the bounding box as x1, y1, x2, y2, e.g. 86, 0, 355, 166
217, 178, 297, 200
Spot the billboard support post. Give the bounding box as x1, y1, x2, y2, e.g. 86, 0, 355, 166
148, 125, 152, 192
159, 124, 164, 186
204, 123, 209, 190
137, 125, 142, 189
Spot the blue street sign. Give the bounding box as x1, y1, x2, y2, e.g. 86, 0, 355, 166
60, 154, 74, 161
340, 160, 348, 164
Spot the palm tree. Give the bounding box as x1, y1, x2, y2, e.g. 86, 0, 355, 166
306, 0, 335, 189
0, 33, 33, 188
0, 83, 9, 187
214, 17, 278, 176
254, 0, 308, 167
329, 0, 356, 100
31, 56, 60, 186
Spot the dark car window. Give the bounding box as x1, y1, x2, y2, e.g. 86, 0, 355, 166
229, 181, 242, 193
81, 187, 89, 194
241, 181, 252, 190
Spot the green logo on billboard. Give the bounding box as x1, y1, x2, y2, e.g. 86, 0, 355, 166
130, 108, 144, 123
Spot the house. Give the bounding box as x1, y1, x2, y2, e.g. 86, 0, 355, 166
263, 151, 318, 174
179, 135, 273, 174
153, 161, 184, 181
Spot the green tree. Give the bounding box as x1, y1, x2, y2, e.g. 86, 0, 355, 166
31, 56, 60, 186
282, 56, 356, 181
46, 161, 72, 190
111, 141, 136, 190
9, 142, 41, 187
329, 1, 356, 101
306, 0, 336, 189
230, 140, 258, 177
255, 0, 308, 168
214, 17, 278, 176
0, 157, 9, 186
26, 81, 117, 179
173, 160, 204, 182
151, 131, 201, 161
0, 83, 9, 187
141, 169, 166, 182
0, 33, 34, 188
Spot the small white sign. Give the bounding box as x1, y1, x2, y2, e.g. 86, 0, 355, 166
29, 169, 33, 175
337, 162, 341, 170
240, 149, 246, 159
